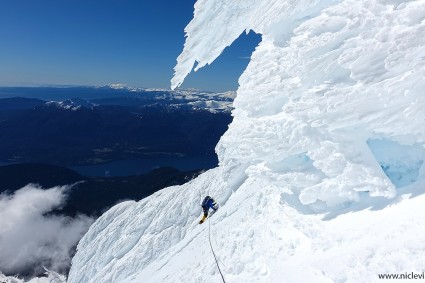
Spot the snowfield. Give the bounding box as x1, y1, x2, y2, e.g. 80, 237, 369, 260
68, 0, 425, 282
69, 176, 425, 283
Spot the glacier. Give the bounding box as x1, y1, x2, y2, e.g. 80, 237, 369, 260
68, 0, 425, 282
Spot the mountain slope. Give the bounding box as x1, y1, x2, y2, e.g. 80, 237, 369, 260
0, 98, 231, 166
70, 174, 425, 283
68, 0, 425, 282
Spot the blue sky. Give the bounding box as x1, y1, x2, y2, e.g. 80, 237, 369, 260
0, 0, 261, 91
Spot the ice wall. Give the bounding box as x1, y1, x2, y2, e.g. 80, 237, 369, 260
173, 0, 425, 208
69, 0, 425, 282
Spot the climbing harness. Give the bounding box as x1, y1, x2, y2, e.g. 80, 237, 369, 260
208, 218, 226, 283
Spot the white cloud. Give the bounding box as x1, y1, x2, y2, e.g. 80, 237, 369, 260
0, 185, 94, 277
1, 268, 66, 283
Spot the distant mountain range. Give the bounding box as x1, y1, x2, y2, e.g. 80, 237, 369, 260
0, 85, 236, 112
0, 86, 233, 170
0, 85, 234, 213
0, 86, 233, 278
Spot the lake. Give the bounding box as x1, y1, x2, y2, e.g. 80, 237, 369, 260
70, 155, 218, 177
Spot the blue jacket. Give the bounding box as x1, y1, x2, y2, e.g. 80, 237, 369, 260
202, 196, 217, 217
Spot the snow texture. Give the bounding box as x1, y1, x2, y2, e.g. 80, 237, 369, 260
46, 99, 97, 111
69, 0, 425, 282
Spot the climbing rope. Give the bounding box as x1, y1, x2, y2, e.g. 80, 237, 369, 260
208, 218, 226, 283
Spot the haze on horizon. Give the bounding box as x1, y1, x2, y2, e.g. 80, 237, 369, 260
0, 0, 260, 92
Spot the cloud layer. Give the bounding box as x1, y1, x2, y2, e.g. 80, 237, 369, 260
0, 185, 94, 276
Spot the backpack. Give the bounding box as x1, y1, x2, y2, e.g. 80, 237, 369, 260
202, 196, 212, 208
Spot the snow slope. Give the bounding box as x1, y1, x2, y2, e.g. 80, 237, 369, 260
68, 0, 425, 282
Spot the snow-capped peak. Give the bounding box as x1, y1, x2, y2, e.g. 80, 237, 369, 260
106, 84, 143, 92
46, 99, 97, 111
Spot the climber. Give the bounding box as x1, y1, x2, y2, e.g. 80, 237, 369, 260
198, 195, 220, 224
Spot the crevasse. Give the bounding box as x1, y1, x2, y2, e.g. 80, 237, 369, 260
68, 0, 425, 282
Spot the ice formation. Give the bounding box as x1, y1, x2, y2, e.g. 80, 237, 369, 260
68, 0, 425, 282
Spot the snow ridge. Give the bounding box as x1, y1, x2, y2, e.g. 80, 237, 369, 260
69, 0, 425, 282
46, 99, 97, 111
174, 0, 425, 208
